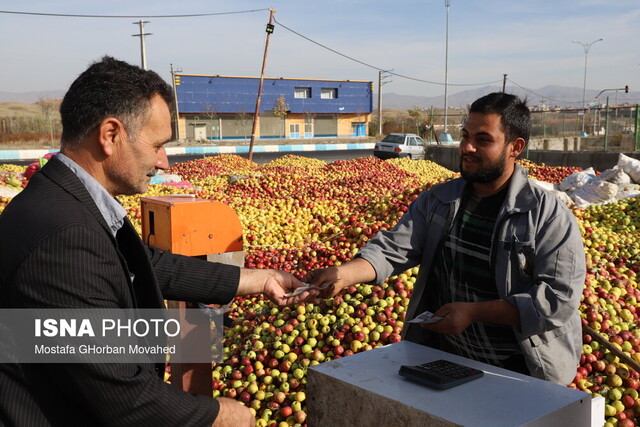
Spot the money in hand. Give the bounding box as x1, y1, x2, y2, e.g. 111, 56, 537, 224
407, 310, 443, 324
284, 282, 332, 297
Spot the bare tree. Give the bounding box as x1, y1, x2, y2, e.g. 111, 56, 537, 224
396, 110, 408, 133
273, 95, 289, 138
36, 97, 61, 146
201, 103, 219, 141
303, 110, 315, 138
237, 111, 252, 141
407, 106, 424, 135
424, 107, 439, 144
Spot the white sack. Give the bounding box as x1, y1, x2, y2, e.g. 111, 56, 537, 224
559, 167, 596, 192
617, 153, 640, 184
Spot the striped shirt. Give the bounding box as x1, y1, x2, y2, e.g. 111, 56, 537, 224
425, 186, 526, 372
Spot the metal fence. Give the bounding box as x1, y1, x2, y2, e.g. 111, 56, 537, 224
382, 106, 639, 152
530, 106, 639, 152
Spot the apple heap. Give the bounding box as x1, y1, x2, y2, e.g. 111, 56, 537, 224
0, 166, 28, 214
212, 266, 418, 425
571, 197, 640, 425
5, 154, 640, 425
261, 154, 327, 169
387, 157, 461, 186
163, 155, 454, 252
517, 158, 583, 184
0, 164, 27, 173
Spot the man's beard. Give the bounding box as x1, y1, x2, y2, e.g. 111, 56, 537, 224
459, 148, 507, 183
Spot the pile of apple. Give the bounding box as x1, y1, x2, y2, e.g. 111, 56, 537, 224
0, 165, 28, 214
215, 267, 416, 426
517, 158, 583, 184
572, 197, 640, 426
3, 154, 640, 425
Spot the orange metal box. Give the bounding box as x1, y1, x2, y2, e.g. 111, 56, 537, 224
141, 196, 243, 257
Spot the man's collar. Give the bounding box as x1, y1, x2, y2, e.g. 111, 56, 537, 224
55, 153, 127, 236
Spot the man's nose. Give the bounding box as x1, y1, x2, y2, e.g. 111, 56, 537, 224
156, 147, 169, 170
459, 138, 475, 153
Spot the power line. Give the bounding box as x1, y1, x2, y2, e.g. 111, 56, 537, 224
273, 17, 501, 88
507, 78, 585, 105
0, 9, 269, 19
4, 8, 631, 104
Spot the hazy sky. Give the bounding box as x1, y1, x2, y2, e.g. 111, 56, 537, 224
1, 1, 638, 103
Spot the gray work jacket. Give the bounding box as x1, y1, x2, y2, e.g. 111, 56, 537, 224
358, 164, 585, 384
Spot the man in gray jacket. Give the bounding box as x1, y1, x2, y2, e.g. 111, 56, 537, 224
307, 92, 585, 385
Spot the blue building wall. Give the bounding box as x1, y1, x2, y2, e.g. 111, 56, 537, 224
175, 74, 373, 115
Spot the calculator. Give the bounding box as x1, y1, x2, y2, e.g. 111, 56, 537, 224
398, 359, 484, 389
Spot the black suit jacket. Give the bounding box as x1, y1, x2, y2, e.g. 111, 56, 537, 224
0, 156, 240, 426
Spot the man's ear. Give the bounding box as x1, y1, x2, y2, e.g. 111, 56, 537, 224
97, 118, 124, 157
510, 137, 526, 159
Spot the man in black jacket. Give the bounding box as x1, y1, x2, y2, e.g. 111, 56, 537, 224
0, 56, 311, 426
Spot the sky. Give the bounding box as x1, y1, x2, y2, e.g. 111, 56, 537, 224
0, 1, 639, 104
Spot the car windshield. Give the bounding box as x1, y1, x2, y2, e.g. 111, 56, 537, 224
381, 135, 406, 144
416, 137, 426, 146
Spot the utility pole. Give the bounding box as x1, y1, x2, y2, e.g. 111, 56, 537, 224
132, 20, 152, 70
249, 8, 276, 162
502, 74, 507, 92
572, 38, 603, 136
170, 64, 182, 140
604, 96, 610, 151
377, 70, 392, 135
440, 0, 452, 143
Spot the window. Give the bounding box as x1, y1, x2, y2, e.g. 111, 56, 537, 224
321, 88, 338, 99
289, 123, 301, 139
294, 87, 311, 99
381, 134, 405, 144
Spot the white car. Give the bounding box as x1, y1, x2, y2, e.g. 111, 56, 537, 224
373, 133, 427, 160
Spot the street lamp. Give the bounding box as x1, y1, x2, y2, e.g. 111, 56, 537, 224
572, 38, 603, 136
440, 0, 453, 144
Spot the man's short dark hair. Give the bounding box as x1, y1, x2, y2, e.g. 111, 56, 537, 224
469, 92, 531, 144
60, 56, 174, 149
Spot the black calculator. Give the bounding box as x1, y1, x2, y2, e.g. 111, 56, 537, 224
399, 359, 484, 389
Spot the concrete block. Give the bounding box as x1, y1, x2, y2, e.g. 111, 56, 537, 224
307, 341, 594, 427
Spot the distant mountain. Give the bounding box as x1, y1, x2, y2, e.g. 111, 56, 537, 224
0, 90, 65, 103
382, 85, 636, 109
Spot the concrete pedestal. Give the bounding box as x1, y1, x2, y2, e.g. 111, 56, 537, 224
307, 341, 599, 427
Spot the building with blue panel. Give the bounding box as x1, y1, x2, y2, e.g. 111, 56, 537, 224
174, 74, 372, 141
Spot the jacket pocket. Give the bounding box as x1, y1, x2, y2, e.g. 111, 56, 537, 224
521, 318, 582, 384
500, 236, 535, 283
514, 239, 535, 280
528, 320, 574, 347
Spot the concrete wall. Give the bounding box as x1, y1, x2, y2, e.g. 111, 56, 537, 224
424, 145, 640, 172
527, 137, 581, 151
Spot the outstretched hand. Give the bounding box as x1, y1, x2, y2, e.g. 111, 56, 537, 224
303, 258, 377, 302
260, 270, 320, 306
303, 267, 343, 301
